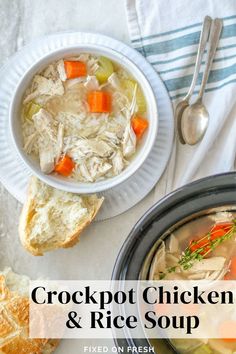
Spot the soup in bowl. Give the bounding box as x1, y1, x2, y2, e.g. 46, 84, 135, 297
10, 46, 158, 193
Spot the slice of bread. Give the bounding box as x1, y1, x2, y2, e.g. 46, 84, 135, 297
19, 177, 104, 256
0, 267, 59, 353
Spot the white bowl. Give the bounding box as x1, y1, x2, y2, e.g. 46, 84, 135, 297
9, 44, 158, 194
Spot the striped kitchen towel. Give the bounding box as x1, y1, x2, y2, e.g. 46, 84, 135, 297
126, 0, 236, 198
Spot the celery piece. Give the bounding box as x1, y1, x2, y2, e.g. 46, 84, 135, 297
95, 56, 114, 84
123, 79, 146, 113
170, 339, 204, 353
193, 344, 213, 354
24, 102, 41, 120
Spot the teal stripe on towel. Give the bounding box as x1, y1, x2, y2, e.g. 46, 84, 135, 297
164, 63, 236, 92
132, 22, 202, 43
136, 24, 236, 56
131, 14, 236, 44
149, 43, 236, 66
158, 53, 236, 74
150, 43, 236, 65
171, 78, 236, 100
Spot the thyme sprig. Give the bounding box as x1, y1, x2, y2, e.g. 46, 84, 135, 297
159, 219, 236, 279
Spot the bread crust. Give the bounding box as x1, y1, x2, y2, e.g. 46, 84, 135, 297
0, 274, 59, 354
19, 177, 104, 256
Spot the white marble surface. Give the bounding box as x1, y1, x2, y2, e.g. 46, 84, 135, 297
0, 0, 160, 352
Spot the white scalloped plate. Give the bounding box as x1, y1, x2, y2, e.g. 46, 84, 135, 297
0, 32, 174, 221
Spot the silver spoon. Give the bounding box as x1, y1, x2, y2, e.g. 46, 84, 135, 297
181, 18, 223, 145
176, 16, 212, 144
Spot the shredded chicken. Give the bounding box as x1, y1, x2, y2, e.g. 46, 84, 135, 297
84, 76, 99, 90
23, 75, 64, 104
108, 73, 121, 90
122, 124, 136, 157
22, 54, 147, 182
150, 212, 236, 282
57, 59, 67, 81
190, 257, 226, 272
112, 151, 124, 175
55, 123, 64, 163
32, 109, 57, 173
39, 145, 55, 174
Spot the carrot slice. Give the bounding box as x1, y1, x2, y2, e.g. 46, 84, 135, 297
54, 155, 75, 177
224, 273, 232, 280
189, 221, 234, 255
88, 91, 111, 113
131, 116, 149, 139
189, 239, 210, 255
64, 61, 87, 79
210, 222, 233, 240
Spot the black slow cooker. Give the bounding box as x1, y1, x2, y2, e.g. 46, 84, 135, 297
112, 172, 236, 353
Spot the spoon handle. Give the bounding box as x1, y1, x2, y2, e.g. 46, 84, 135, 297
198, 18, 223, 100
185, 16, 212, 100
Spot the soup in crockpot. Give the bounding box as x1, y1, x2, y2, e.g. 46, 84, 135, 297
150, 211, 236, 354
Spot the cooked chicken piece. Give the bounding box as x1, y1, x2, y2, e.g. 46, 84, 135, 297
42, 63, 58, 80
101, 131, 120, 145
165, 273, 187, 280
81, 158, 112, 181
96, 162, 112, 178
23, 132, 38, 154
23, 75, 64, 104
76, 139, 93, 154
206, 268, 228, 280
33, 109, 57, 142
108, 73, 121, 90
113, 91, 130, 115
57, 59, 67, 81
36, 75, 64, 95
187, 272, 210, 280
68, 140, 92, 160
78, 124, 100, 138
129, 82, 138, 116
79, 163, 93, 182
84, 76, 99, 90
210, 212, 233, 223
55, 123, 64, 162
39, 144, 55, 174
149, 242, 166, 280
89, 140, 113, 157
33, 109, 57, 173
68, 138, 113, 161
166, 253, 180, 267
87, 58, 99, 75
71, 54, 89, 61
168, 234, 179, 253
122, 124, 136, 157
112, 151, 124, 175
189, 257, 226, 272
64, 77, 85, 90
23, 91, 40, 104
87, 157, 101, 180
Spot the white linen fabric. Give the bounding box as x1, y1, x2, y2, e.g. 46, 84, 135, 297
126, 0, 236, 199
